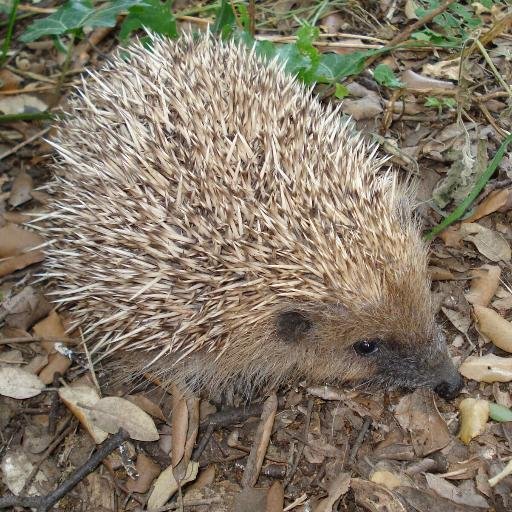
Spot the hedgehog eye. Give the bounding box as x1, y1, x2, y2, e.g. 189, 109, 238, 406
277, 311, 312, 343
353, 339, 380, 356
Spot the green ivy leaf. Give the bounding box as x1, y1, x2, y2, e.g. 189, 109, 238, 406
119, 0, 177, 41
373, 63, 404, 88
20, 0, 145, 42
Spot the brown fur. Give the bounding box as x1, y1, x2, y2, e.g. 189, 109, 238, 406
40, 34, 461, 397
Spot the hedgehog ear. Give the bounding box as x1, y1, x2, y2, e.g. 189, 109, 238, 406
276, 310, 312, 343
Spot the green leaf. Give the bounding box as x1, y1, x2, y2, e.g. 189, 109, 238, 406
315, 51, 371, 83
20, 0, 145, 42
212, 0, 235, 37
489, 403, 512, 423
334, 83, 349, 99
119, 0, 177, 41
373, 63, 404, 88
425, 96, 442, 108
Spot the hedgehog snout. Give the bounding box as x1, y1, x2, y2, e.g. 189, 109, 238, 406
431, 359, 463, 400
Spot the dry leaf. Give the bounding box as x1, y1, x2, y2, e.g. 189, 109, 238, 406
38, 353, 72, 384
33, 310, 67, 354
171, 389, 188, 466
441, 307, 470, 334
0, 250, 45, 278
395, 389, 451, 456
465, 266, 501, 307
266, 481, 285, 512
8, 171, 33, 208
341, 96, 382, 120
458, 398, 489, 444
0, 366, 44, 399
423, 58, 460, 81
0, 223, 43, 257
352, 478, 405, 512
425, 473, 488, 508
126, 453, 161, 494
147, 460, 198, 510
58, 385, 108, 444
1, 286, 51, 331
0, 94, 47, 115
459, 223, 511, 262
0, 447, 49, 496
459, 353, 512, 382
89, 396, 159, 442
371, 470, 402, 490
473, 304, 512, 352
401, 69, 455, 90
314, 472, 350, 512
126, 394, 166, 421
464, 188, 512, 223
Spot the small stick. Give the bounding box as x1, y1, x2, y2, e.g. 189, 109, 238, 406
0, 127, 51, 161
348, 416, 372, 467
241, 393, 278, 488
284, 399, 314, 489
365, 0, 455, 69
0, 429, 130, 511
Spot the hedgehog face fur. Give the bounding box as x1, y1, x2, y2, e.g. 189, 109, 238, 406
44, 34, 462, 400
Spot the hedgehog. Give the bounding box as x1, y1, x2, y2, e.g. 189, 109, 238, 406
42, 33, 463, 400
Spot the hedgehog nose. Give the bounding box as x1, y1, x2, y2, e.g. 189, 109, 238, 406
434, 373, 464, 400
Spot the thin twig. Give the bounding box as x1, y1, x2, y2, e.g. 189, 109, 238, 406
0, 127, 52, 161
364, 0, 455, 69
348, 416, 372, 467
0, 429, 130, 511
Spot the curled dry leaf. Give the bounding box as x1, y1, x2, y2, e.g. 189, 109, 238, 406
89, 396, 159, 442
147, 460, 198, 510
459, 353, 512, 383
341, 96, 382, 120
473, 304, 512, 353
0, 366, 45, 399
171, 389, 188, 466
458, 398, 489, 444
241, 393, 278, 488
58, 385, 108, 444
465, 266, 501, 307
